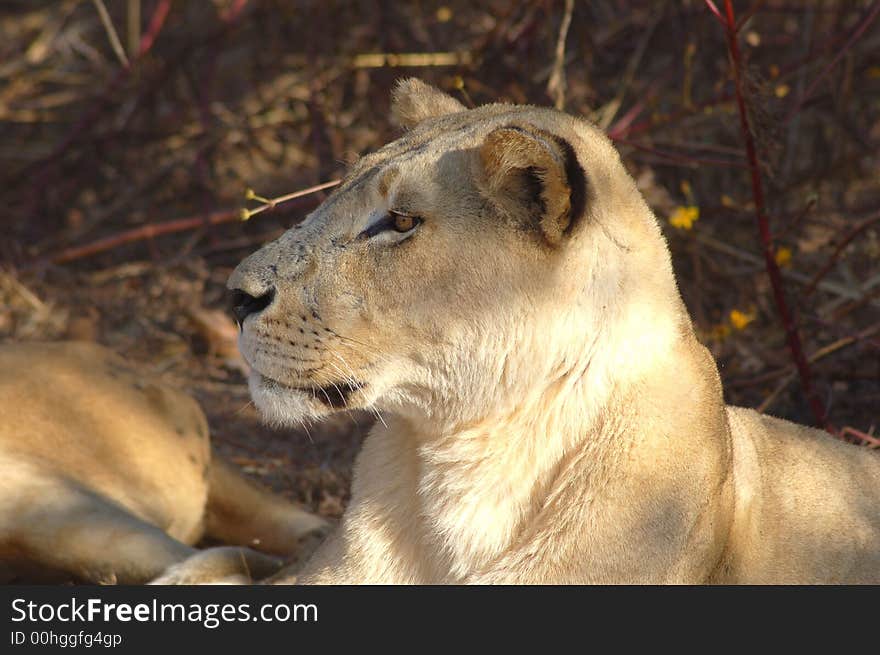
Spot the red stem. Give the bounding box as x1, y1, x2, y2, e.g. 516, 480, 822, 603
137, 0, 172, 57
711, 0, 830, 430
606, 68, 676, 140
221, 0, 249, 23
39, 192, 323, 267
705, 0, 726, 26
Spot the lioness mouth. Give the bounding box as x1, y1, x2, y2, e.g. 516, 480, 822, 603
259, 375, 362, 409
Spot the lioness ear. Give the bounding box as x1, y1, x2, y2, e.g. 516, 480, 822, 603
391, 78, 466, 129
477, 125, 585, 246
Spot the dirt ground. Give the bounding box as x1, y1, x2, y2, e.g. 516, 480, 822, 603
1, 1, 878, 520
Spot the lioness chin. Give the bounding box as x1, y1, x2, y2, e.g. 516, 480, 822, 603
224, 79, 878, 584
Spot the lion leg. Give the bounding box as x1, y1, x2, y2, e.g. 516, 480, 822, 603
204, 457, 329, 556
2, 467, 283, 585
1, 469, 197, 584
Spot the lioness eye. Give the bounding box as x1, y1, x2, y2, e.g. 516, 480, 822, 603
393, 213, 415, 232
359, 211, 422, 239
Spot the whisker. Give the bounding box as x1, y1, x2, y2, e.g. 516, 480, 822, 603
298, 417, 314, 444
317, 385, 336, 407
234, 400, 255, 416
371, 405, 389, 430
333, 334, 393, 366
327, 349, 390, 430
328, 379, 350, 411
326, 354, 359, 388
324, 360, 366, 429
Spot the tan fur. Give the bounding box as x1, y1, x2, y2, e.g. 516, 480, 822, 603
190, 79, 877, 584
0, 341, 327, 584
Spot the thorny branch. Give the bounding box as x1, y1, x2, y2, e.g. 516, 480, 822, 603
707, 0, 830, 430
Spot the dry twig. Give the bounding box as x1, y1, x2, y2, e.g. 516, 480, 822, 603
546, 0, 574, 110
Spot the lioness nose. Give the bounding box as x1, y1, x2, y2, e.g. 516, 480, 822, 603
229, 287, 275, 325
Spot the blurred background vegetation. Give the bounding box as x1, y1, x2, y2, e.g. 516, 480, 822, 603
1, 0, 878, 514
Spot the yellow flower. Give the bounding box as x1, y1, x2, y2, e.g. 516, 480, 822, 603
720, 194, 736, 208
729, 308, 756, 331
774, 246, 792, 267
436, 6, 452, 22
774, 84, 790, 98
669, 205, 699, 230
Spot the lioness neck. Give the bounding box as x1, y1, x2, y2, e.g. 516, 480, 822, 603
369, 312, 724, 582
408, 387, 627, 581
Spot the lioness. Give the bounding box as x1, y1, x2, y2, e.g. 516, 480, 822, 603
170, 79, 877, 584
0, 341, 326, 583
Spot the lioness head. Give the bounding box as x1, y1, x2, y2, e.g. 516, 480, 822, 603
229, 79, 684, 430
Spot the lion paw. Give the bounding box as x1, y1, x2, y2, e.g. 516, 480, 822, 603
149, 547, 282, 585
